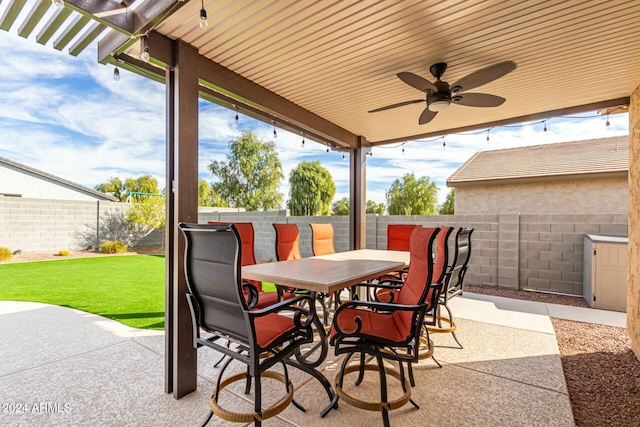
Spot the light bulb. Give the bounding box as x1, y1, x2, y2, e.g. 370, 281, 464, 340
199, 8, 208, 29
442, 141, 446, 150
543, 122, 548, 134
140, 46, 150, 63
326, 147, 329, 154
113, 66, 120, 81
402, 146, 405, 155
606, 115, 611, 130
52, 0, 64, 8
301, 136, 305, 147
342, 153, 345, 161
234, 113, 239, 125
486, 130, 490, 143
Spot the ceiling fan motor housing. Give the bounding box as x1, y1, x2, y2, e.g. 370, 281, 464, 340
427, 91, 451, 111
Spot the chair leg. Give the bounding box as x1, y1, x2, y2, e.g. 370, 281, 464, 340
213, 340, 231, 368
443, 304, 463, 349
254, 373, 262, 427
281, 362, 306, 413
199, 410, 213, 427
375, 355, 391, 427
244, 366, 252, 394
399, 362, 419, 410
355, 352, 366, 386
407, 361, 415, 387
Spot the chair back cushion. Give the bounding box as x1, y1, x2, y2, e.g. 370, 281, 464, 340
179, 223, 250, 342
208, 221, 257, 266
387, 224, 418, 251
310, 223, 336, 256
394, 226, 439, 333
273, 223, 302, 260
433, 226, 454, 284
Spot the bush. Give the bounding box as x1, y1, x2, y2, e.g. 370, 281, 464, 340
0, 246, 11, 261
99, 241, 127, 254
58, 249, 71, 256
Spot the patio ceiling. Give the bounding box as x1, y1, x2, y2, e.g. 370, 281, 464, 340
3, 0, 637, 148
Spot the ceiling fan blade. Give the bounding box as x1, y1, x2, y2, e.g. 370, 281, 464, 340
368, 99, 423, 113
418, 108, 437, 125
450, 61, 517, 93
397, 72, 437, 92
451, 93, 506, 107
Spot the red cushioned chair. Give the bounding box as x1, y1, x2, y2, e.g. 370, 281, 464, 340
179, 223, 316, 427
387, 224, 418, 251
309, 223, 341, 324
427, 227, 474, 349
328, 226, 442, 427
273, 223, 302, 261
209, 221, 292, 310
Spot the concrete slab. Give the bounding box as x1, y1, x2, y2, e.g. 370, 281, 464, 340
545, 303, 626, 327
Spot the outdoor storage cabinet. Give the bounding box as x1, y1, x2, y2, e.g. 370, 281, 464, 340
583, 234, 628, 312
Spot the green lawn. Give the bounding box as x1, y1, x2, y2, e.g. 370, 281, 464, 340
0, 256, 166, 330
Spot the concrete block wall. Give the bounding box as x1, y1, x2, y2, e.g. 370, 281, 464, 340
519, 213, 628, 295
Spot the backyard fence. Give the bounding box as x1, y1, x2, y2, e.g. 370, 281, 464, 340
0, 196, 628, 296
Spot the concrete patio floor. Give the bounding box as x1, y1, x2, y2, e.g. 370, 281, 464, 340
0, 294, 623, 427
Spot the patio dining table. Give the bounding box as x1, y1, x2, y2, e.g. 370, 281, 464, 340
241, 249, 410, 416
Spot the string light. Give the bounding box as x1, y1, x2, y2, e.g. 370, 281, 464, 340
52, 0, 64, 7
606, 114, 611, 130
140, 36, 150, 63
326, 147, 329, 154
442, 137, 446, 150
543, 121, 548, 134
342, 153, 345, 161
234, 106, 239, 125
402, 145, 405, 155
199, 0, 208, 29
273, 121, 277, 138
486, 129, 490, 143
301, 133, 305, 147
113, 63, 121, 81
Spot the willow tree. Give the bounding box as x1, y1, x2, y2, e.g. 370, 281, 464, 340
386, 173, 439, 215
208, 130, 283, 211
288, 161, 336, 216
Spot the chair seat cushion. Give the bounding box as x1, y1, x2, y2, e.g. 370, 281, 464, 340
252, 290, 295, 310
330, 307, 409, 344
254, 313, 297, 349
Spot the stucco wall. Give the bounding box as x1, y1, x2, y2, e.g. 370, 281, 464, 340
629, 86, 640, 359
0, 164, 107, 201
455, 177, 628, 214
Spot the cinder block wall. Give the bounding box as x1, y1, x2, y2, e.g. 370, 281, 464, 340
1, 197, 629, 297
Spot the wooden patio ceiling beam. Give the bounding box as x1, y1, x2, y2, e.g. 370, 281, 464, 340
69, 22, 107, 57
17, 0, 49, 38
0, 0, 28, 32
369, 98, 631, 147
53, 14, 91, 51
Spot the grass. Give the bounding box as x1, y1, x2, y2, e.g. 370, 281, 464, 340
0, 256, 165, 330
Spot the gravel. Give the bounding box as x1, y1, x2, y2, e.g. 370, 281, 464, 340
2, 254, 638, 425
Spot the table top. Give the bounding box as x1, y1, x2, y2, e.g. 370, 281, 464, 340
242, 249, 409, 294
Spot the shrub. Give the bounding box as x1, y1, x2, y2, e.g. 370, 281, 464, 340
0, 246, 12, 261
58, 249, 71, 256
99, 241, 127, 254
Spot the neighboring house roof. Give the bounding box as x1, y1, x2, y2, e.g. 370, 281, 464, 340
0, 156, 118, 201
447, 136, 628, 187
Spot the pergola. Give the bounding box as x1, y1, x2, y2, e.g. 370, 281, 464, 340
2, 0, 639, 399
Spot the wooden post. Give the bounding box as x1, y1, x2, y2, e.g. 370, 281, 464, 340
349, 136, 367, 250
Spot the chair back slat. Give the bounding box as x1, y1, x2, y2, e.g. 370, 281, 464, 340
447, 228, 474, 294
387, 224, 418, 251
310, 223, 335, 256
180, 223, 250, 342
273, 223, 302, 260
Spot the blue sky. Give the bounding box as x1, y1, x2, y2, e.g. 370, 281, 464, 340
0, 4, 630, 207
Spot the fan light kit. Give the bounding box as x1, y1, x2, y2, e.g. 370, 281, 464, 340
369, 61, 517, 125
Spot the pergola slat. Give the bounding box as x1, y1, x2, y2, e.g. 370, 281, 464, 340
0, 0, 27, 31
36, 6, 72, 45
53, 14, 90, 51
68, 21, 106, 57
17, 0, 50, 38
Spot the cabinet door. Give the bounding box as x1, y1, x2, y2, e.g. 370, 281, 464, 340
594, 243, 628, 312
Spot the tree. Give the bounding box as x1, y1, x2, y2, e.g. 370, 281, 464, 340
95, 177, 126, 201
366, 200, 386, 215
95, 175, 160, 202
126, 196, 166, 247
198, 178, 228, 207
208, 130, 284, 211
439, 188, 455, 215
331, 197, 350, 215
288, 161, 336, 216
386, 173, 439, 215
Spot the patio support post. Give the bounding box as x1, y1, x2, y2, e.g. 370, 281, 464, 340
165, 39, 200, 398
349, 136, 367, 250
628, 84, 640, 361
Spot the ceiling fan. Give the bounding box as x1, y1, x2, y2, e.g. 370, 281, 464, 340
369, 61, 517, 125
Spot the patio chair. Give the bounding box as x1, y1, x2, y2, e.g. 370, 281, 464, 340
427, 227, 474, 348
328, 226, 441, 427
209, 221, 292, 310
179, 222, 316, 427
272, 223, 302, 261
309, 223, 341, 324
374, 224, 419, 284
